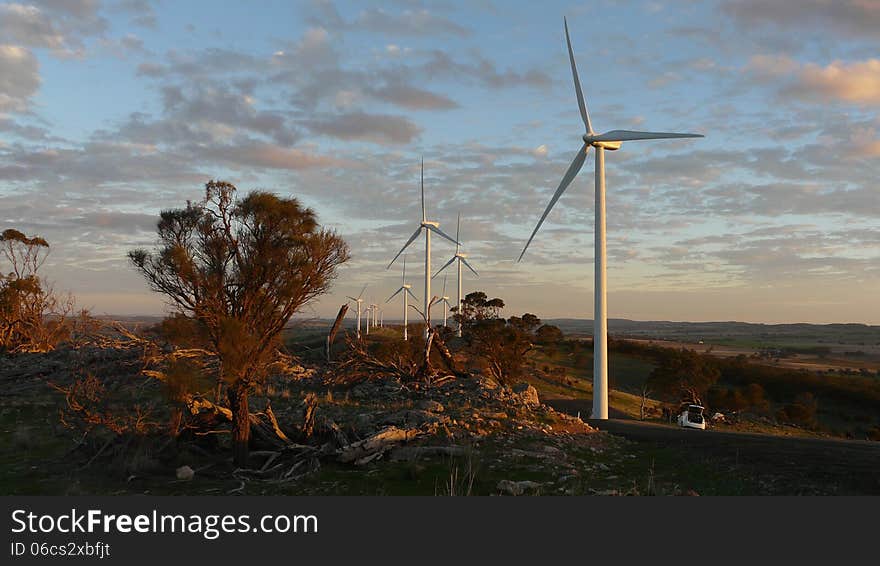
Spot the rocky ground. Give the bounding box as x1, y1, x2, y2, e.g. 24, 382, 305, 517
1, 342, 655, 496
3, 341, 875, 495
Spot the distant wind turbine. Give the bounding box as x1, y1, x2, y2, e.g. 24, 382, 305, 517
386, 254, 419, 341
438, 275, 453, 327
388, 158, 459, 338
518, 17, 703, 420
346, 285, 367, 340
434, 213, 479, 337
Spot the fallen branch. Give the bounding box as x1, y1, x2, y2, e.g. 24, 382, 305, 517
336, 426, 422, 465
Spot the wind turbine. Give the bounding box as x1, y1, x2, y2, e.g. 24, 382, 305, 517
518, 17, 703, 420
386, 254, 419, 341
365, 302, 373, 335
438, 275, 454, 327
346, 285, 367, 339
387, 158, 459, 338
434, 213, 479, 337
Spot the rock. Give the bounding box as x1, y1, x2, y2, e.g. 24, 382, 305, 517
175, 465, 195, 481
382, 409, 449, 428
482, 411, 508, 420
497, 479, 544, 496
512, 382, 540, 407
418, 400, 445, 413
354, 413, 376, 435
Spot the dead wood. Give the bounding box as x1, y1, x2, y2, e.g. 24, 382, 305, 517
336, 425, 421, 465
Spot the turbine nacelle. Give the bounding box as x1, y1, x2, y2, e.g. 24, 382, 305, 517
584, 137, 622, 150
421, 220, 440, 228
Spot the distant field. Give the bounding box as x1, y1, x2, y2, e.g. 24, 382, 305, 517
545, 318, 880, 377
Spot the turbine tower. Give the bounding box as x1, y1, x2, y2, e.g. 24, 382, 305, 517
365, 302, 373, 336
438, 275, 453, 327
346, 285, 367, 340
386, 254, 418, 341
434, 213, 479, 337
388, 158, 459, 338
518, 17, 703, 420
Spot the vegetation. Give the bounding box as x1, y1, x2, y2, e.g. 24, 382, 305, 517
1, 219, 878, 496
0, 229, 75, 353
129, 180, 349, 465
455, 291, 542, 385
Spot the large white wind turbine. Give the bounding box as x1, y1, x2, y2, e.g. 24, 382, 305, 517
346, 285, 367, 339
388, 159, 460, 338
434, 213, 479, 337
386, 254, 419, 341
518, 17, 703, 420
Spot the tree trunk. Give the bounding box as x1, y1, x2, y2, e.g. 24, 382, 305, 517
432, 333, 457, 373
228, 381, 251, 466
327, 304, 349, 360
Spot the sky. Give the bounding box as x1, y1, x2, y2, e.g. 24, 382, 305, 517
0, 0, 878, 325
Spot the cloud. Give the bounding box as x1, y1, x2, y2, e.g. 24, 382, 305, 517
0, 45, 40, 112
201, 142, 341, 171
748, 55, 880, 106
303, 111, 422, 144
353, 8, 471, 37
723, 0, 880, 39
422, 49, 552, 89
0, 4, 65, 50
367, 83, 458, 110
113, 0, 158, 29
0, 1, 107, 56
789, 59, 880, 105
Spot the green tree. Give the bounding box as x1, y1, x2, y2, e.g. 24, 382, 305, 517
456, 292, 540, 385
130, 181, 349, 465
646, 348, 721, 405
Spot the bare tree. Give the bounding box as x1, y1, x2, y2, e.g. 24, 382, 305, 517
129, 181, 349, 465
639, 384, 652, 420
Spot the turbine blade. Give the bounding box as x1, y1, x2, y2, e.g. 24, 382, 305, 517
564, 17, 592, 134
387, 227, 423, 269
432, 256, 456, 279
402, 254, 407, 283
518, 143, 589, 262
455, 212, 461, 253
357, 284, 367, 300
461, 257, 480, 277
592, 130, 704, 142
426, 224, 459, 246
346, 296, 357, 302
406, 288, 419, 301
421, 157, 426, 223
442, 274, 448, 295
386, 287, 403, 303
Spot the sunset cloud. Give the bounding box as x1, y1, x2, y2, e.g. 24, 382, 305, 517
0, 45, 40, 112
749, 56, 880, 106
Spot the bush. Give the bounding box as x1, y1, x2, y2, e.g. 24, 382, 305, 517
1, 229, 75, 353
